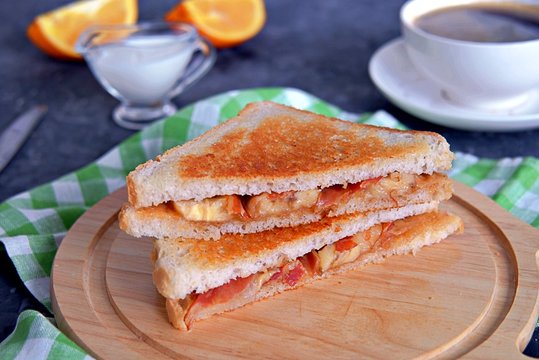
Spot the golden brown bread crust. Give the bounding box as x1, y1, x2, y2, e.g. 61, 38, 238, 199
127, 102, 454, 207
183, 209, 462, 266
166, 298, 189, 331
126, 176, 138, 210
376, 211, 464, 250
175, 103, 448, 179
178, 116, 424, 178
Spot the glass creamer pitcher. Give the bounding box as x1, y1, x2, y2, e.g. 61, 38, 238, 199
77, 22, 216, 130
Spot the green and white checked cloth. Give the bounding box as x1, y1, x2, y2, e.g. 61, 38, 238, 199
0, 88, 538, 359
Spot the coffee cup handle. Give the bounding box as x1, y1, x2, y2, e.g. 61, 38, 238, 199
170, 37, 216, 98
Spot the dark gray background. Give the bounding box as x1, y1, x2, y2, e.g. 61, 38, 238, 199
1, 0, 538, 353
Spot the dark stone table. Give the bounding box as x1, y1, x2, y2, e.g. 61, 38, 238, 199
1, 0, 538, 355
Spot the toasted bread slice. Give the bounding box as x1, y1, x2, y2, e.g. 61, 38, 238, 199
120, 172, 453, 240
161, 211, 464, 330
152, 201, 443, 300
127, 102, 453, 208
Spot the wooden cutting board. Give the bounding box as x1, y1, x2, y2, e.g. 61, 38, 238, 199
51, 181, 539, 359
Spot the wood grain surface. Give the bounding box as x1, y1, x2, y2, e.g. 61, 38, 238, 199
51, 181, 539, 359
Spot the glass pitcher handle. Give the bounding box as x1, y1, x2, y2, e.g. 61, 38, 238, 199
170, 37, 216, 98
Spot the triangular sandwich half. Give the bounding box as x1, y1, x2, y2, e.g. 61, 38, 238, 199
153, 209, 463, 331
120, 102, 454, 239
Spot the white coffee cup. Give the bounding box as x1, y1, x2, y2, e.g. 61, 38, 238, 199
401, 0, 539, 111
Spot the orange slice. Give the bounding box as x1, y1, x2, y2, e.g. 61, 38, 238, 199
27, 0, 138, 60
166, 0, 266, 49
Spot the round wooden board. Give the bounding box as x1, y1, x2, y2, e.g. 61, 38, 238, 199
51, 181, 539, 359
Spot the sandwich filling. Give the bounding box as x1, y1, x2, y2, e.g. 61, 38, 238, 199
165, 217, 408, 330
170, 172, 440, 222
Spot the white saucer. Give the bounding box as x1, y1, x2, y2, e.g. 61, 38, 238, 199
368, 38, 539, 131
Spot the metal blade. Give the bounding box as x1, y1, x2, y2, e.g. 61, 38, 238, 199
0, 105, 48, 174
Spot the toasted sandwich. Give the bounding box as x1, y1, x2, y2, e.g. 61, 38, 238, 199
119, 102, 454, 240
154, 210, 464, 331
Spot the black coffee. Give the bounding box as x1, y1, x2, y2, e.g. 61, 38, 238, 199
414, 2, 539, 43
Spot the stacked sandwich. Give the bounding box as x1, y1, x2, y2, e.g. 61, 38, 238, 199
119, 102, 463, 331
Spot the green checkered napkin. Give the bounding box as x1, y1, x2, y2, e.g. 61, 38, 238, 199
0, 88, 538, 359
